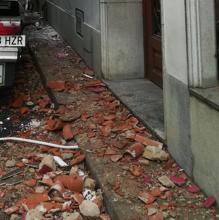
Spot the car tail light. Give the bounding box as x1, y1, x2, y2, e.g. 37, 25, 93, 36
0, 20, 21, 35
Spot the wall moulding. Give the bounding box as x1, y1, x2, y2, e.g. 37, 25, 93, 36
186, 0, 218, 88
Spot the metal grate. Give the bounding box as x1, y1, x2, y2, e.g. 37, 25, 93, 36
75, 8, 84, 37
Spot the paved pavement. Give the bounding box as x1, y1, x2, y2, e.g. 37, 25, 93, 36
23, 23, 219, 219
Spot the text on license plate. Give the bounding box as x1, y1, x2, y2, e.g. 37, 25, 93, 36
0, 35, 26, 47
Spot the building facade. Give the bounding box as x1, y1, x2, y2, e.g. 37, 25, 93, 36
46, 0, 219, 203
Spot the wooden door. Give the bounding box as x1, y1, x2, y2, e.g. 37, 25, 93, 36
143, 0, 163, 87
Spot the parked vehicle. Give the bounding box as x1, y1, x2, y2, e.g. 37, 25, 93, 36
0, 0, 25, 88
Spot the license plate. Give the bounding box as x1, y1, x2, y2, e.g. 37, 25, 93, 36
0, 64, 5, 86
0, 35, 26, 47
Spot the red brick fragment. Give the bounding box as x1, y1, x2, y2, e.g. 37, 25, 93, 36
135, 134, 163, 148
47, 80, 66, 91
202, 196, 216, 208
20, 193, 49, 209
129, 164, 143, 177
4, 206, 19, 214
20, 107, 30, 114
39, 165, 53, 175
11, 96, 25, 108
138, 192, 156, 204
186, 184, 200, 193
24, 178, 37, 187
62, 124, 74, 141
46, 118, 64, 131
41, 202, 61, 212
150, 187, 162, 197
170, 176, 186, 186
126, 143, 144, 158
0, 202, 4, 209
56, 175, 83, 192
100, 126, 111, 137
16, 161, 25, 168
71, 154, 85, 166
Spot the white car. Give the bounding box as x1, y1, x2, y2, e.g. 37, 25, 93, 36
0, 0, 25, 88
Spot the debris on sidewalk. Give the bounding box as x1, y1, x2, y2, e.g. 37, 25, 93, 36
0, 24, 217, 220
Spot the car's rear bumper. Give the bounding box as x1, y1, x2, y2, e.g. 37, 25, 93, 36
0, 47, 18, 61
0, 47, 18, 87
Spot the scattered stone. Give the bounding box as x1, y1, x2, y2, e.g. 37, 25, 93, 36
126, 143, 144, 158
84, 178, 96, 190
35, 186, 46, 193
79, 200, 100, 217
10, 214, 20, 220
39, 155, 56, 171
63, 212, 83, 220
158, 176, 175, 188
6, 159, 16, 168
70, 166, 79, 176
148, 208, 158, 216
61, 153, 73, 160
143, 146, 169, 161
29, 119, 41, 128
138, 192, 156, 204
110, 154, 123, 163
60, 111, 81, 122
169, 210, 177, 218
26, 101, 35, 107
149, 211, 164, 220
26, 208, 44, 220
139, 158, 150, 166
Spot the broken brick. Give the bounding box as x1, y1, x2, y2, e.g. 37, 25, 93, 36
24, 178, 37, 187
138, 192, 156, 204
63, 124, 74, 141
71, 154, 86, 166
20, 107, 30, 114
149, 211, 164, 220
129, 164, 143, 177
202, 196, 216, 208
46, 118, 64, 131
126, 143, 144, 158
186, 184, 200, 193
170, 176, 186, 186
11, 96, 25, 108
100, 126, 111, 137
135, 134, 163, 148
47, 80, 66, 91
21, 193, 49, 210
56, 175, 83, 192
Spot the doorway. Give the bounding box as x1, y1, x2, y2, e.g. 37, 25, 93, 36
143, 0, 163, 88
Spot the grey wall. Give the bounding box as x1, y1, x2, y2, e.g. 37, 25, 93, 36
47, 0, 102, 77
100, 0, 144, 80
190, 96, 219, 201
162, 0, 193, 175
47, 0, 100, 30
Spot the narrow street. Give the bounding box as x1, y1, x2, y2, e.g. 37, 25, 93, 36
0, 24, 218, 219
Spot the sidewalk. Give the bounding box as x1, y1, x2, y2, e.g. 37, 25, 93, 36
26, 24, 219, 220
